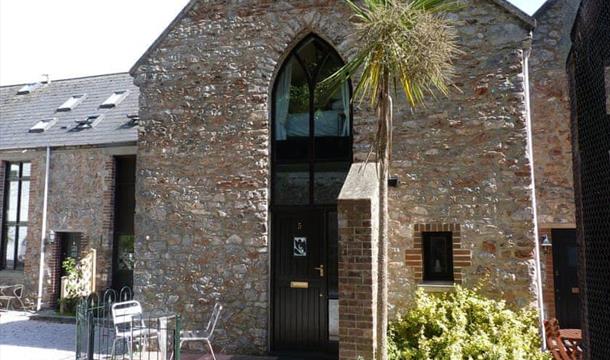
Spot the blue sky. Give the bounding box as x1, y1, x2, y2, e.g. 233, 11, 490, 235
510, 0, 547, 15
0, 0, 549, 86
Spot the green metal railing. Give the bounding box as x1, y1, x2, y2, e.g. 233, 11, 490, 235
75, 287, 180, 360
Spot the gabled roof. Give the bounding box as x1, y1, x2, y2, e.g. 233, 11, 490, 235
489, 0, 536, 29
129, 0, 536, 75
0, 73, 138, 151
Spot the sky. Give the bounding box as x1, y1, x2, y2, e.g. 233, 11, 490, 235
0, 0, 547, 86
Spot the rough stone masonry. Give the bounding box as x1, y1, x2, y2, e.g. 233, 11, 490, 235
131, 0, 539, 355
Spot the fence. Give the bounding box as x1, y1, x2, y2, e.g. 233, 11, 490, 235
568, 0, 610, 358
75, 287, 181, 360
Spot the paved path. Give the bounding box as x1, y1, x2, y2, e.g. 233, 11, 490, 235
0, 311, 75, 360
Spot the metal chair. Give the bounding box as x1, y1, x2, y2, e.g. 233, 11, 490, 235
111, 300, 157, 359
179, 303, 222, 360
0, 284, 26, 310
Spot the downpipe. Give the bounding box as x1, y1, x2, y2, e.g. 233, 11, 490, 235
36, 146, 51, 311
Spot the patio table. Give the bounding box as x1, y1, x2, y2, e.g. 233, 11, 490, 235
143, 312, 177, 360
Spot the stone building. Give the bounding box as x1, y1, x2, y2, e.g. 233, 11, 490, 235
0, 0, 589, 358
0, 73, 139, 308
529, 0, 581, 329
129, 0, 541, 358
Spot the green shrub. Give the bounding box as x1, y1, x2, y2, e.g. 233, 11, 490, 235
388, 286, 550, 360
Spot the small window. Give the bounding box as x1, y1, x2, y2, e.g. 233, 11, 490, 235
423, 232, 454, 282
29, 118, 57, 133
100, 90, 129, 108
74, 114, 104, 130
57, 94, 86, 112
16, 83, 42, 95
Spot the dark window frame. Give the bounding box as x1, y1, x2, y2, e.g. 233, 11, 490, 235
1, 162, 31, 270
271, 34, 353, 207
422, 231, 454, 282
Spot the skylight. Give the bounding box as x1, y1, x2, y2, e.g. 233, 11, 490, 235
126, 114, 140, 126
29, 118, 57, 133
57, 94, 86, 112
16, 82, 42, 95
100, 90, 129, 108
75, 114, 104, 129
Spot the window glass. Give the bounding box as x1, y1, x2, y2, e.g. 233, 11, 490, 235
314, 163, 350, 204
274, 163, 309, 205
22, 163, 31, 177
423, 232, 454, 282
7, 181, 18, 222
296, 38, 327, 77
19, 181, 29, 221
4, 227, 16, 269
8, 164, 19, 178
17, 226, 27, 269
272, 36, 352, 206
275, 58, 310, 140
2, 162, 31, 270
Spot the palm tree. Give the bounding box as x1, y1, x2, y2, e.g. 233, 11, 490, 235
320, 1, 458, 358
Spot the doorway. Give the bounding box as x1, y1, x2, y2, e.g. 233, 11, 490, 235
270, 35, 351, 356
552, 229, 581, 328
112, 156, 136, 291
55, 232, 82, 301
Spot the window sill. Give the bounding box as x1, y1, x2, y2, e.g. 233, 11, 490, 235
417, 282, 456, 292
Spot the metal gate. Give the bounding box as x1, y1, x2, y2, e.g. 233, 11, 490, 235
75, 287, 181, 360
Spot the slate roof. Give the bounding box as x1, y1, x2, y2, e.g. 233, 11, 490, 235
0, 73, 138, 151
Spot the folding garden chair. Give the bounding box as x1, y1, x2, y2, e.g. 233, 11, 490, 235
111, 300, 157, 359
179, 303, 222, 360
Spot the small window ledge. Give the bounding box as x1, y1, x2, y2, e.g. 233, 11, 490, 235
417, 282, 456, 292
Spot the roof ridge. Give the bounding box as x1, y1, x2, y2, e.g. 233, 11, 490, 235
0, 72, 131, 88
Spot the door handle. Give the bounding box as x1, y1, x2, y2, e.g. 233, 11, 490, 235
314, 265, 324, 277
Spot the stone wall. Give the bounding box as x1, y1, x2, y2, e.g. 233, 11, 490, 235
132, 0, 539, 354
132, 1, 369, 354
0, 146, 133, 307
530, 0, 580, 228
388, 2, 538, 311
529, 0, 581, 322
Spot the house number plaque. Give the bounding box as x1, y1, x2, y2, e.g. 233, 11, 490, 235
293, 237, 307, 257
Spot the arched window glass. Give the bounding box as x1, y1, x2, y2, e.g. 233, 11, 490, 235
272, 35, 352, 206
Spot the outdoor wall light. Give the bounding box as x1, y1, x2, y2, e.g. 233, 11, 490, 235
388, 175, 400, 188
540, 234, 552, 247
47, 230, 56, 245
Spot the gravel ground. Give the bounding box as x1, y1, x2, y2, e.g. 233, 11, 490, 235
0, 311, 75, 360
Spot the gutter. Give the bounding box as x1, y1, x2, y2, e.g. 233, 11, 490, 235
36, 146, 51, 311
523, 44, 547, 350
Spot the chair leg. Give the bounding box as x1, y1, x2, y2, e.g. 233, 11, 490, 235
127, 337, 133, 360
16, 298, 25, 311
206, 339, 216, 360
111, 338, 118, 359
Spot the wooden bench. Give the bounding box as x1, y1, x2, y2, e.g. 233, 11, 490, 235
544, 318, 583, 360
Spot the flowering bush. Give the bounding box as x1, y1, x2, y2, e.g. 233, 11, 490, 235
388, 286, 550, 360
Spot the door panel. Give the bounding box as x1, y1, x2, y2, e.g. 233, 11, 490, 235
552, 229, 581, 328
273, 209, 328, 352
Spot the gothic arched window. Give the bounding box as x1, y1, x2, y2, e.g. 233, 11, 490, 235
272, 35, 352, 205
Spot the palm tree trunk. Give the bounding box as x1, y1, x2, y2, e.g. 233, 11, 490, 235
376, 74, 391, 360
